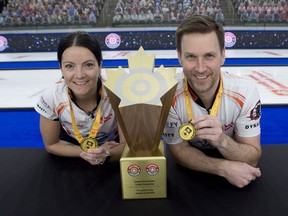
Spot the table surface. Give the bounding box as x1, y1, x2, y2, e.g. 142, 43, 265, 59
0, 144, 287, 216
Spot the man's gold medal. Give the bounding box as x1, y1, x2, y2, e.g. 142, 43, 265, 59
178, 123, 196, 140
80, 137, 98, 152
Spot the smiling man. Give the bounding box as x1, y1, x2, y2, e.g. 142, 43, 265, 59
163, 15, 262, 188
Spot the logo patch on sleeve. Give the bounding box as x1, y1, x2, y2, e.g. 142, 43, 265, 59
250, 100, 261, 120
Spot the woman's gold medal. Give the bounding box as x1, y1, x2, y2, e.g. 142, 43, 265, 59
80, 137, 98, 152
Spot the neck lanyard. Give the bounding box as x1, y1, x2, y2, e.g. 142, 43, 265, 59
68, 88, 103, 145
184, 74, 223, 120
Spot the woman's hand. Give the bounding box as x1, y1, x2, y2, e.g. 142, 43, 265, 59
80, 141, 119, 165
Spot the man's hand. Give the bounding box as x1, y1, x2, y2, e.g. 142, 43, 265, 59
192, 115, 224, 147
221, 160, 261, 188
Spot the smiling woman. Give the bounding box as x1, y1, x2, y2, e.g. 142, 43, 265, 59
33, 31, 126, 166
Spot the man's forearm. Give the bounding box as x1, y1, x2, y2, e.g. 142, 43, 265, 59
169, 144, 227, 176
216, 135, 261, 166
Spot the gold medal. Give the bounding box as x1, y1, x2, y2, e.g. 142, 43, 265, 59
80, 137, 98, 152
179, 123, 196, 140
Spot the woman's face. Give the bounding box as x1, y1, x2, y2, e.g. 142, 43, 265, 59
61, 46, 100, 98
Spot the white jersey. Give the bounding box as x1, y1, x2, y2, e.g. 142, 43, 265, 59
35, 79, 118, 145
163, 72, 261, 150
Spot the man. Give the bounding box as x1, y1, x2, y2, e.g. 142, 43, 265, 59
163, 15, 262, 188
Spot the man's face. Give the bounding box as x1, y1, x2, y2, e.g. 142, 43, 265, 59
178, 32, 225, 96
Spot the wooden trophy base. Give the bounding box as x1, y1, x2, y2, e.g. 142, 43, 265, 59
120, 141, 167, 199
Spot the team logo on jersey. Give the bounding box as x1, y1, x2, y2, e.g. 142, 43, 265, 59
127, 164, 141, 176
224, 32, 236, 48
250, 100, 261, 120
146, 164, 159, 176
105, 33, 121, 49
0, 36, 8, 51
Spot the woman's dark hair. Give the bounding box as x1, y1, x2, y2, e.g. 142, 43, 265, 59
57, 31, 103, 67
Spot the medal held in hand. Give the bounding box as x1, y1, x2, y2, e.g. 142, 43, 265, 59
80, 137, 98, 152
179, 122, 196, 140
180, 75, 223, 141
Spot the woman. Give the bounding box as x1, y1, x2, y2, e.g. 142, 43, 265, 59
35, 31, 125, 165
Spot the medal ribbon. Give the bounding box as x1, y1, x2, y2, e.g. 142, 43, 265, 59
184, 74, 223, 120
68, 89, 103, 144
184, 77, 194, 121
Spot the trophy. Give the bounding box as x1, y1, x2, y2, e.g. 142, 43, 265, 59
103, 47, 178, 199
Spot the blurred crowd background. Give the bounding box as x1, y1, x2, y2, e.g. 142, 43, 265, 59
0, 0, 287, 29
